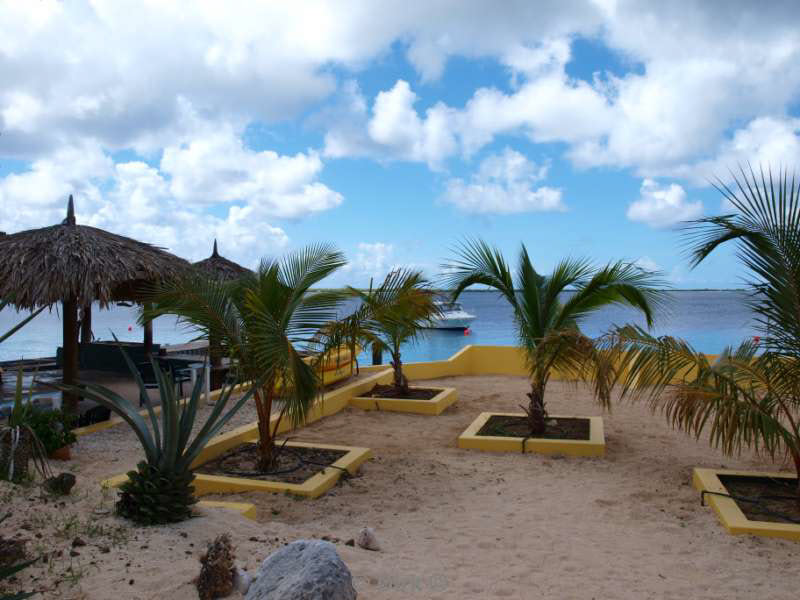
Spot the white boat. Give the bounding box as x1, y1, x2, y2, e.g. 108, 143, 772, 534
427, 301, 476, 330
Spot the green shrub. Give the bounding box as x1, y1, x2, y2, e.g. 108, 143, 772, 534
24, 410, 76, 455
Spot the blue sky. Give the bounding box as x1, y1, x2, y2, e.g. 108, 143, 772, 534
1, 1, 799, 288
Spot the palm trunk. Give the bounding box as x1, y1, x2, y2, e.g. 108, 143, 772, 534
62, 297, 80, 415
253, 384, 275, 471
391, 351, 409, 396
527, 381, 547, 436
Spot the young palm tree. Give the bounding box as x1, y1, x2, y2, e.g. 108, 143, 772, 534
609, 166, 800, 499
348, 269, 441, 395
444, 240, 662, 435
146, 244, 347, 471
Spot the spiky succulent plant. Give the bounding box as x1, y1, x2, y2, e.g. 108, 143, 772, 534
70, 348, 256, 525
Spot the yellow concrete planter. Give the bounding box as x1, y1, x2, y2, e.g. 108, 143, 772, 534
350, 387, 457, 415
103, 440, 372, 501
457, 412, 605, 457
692, 468, 800, 541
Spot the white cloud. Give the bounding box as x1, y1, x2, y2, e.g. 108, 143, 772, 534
317, 3, 800, 181
323, 80, 458, 168
441, 148, 564, 214
635, 256, 660, 273
0, 1, 603, 160
349, 242, 395, 281
322, 40, 612, 165
627, 179, 702, 228
0, 127, 343, 265
675, 117, 800, 185
2, 0, 800, 248
161, 124, 342, 218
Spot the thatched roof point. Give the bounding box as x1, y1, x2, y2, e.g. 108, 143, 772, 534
0, 196, 189, 309
64, 194, 76, 226
193, 240, 251, 281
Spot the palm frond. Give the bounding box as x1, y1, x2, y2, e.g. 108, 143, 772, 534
555, 260, 664, 330
605, 325, 800, 461
444, 238, 517, 306
683, 164, 800, 356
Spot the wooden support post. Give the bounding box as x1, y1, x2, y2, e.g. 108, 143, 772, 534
371, 345, 383, 366
80, 304, 92, 343
62, 298, 80, 414
143, 303, 153, 356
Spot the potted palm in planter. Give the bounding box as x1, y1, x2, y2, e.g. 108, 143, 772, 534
144, 244, 372, 498
446, 239, 662, 456
609, 166, 800, 539
349, 270, 457, 415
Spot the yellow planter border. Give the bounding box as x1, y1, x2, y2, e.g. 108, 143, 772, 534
102, 441, 372, 500
350, 387, 457, 415
692, 467, 800, 541
457, 412, 605, 457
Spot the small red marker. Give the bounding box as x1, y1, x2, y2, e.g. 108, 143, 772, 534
464, 328, 471, 336
128, 325, 133, 332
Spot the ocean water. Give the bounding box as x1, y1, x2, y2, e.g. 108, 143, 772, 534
0, 290, 759, 364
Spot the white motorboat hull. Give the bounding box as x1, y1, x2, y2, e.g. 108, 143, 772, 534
426, 315, 476, 330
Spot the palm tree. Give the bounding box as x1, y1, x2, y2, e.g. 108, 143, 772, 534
146, 244, 347, 470
348, 270, 441, 395
608, 166, 800, 499
444, 239, 662, 435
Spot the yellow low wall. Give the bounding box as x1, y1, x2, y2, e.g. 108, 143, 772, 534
79, 345, 716, 439
362, 345, 720, 384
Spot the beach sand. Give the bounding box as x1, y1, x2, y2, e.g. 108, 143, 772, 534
3, 374, 798, 599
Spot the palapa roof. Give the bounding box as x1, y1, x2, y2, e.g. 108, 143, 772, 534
0, 196, 190, 309
192, 240, 251, 281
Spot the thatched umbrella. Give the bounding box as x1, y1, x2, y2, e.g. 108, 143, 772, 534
0, 196, 189, 412
192, 240, 251, 281
192, 240, 251, 381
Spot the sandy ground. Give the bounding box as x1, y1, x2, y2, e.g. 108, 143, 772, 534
2, 374, 799, 599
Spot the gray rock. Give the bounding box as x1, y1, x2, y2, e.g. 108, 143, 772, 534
233, 566, 253, 595
355, 527, 380, 551
44, 472, 76, 495
245, 540, 356, 600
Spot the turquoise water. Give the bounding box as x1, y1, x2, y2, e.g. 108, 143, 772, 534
0, 290, 758, 364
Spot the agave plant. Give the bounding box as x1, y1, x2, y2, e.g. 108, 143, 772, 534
0, 371, 50, 483
444, 239, 662, 435
347, 270, 441, 395
64, 348, 256, 525
144, 244, 347, 471
609, 166, 800, 499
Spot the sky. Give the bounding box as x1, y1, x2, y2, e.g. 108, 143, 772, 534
1, 1, 800, 289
